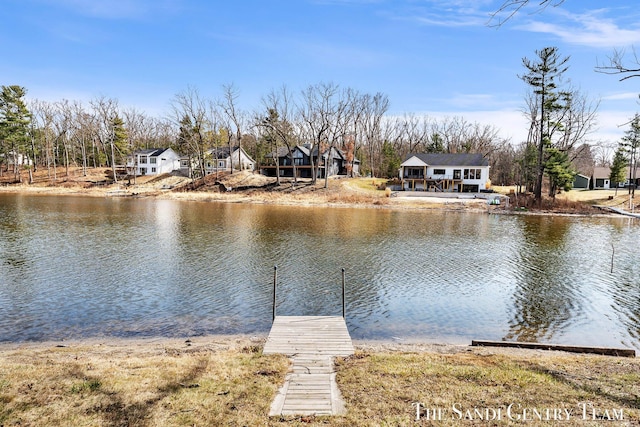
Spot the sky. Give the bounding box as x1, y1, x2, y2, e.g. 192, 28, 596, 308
3, 0, 640, 148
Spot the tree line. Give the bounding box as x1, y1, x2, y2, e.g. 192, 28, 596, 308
0, 51, 630, 196
0, 82, 516, 185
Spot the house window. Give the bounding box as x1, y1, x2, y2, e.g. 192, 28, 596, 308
453, 169, 461, 179
151, 167, 156, 173
433, 168, 446, 175
464, 168, 482, 179
404, 167, 424, 179
294, 158, 304, 166
219, 161, 225, 168
150, 157, 157, 164
181, 160, 188, 167
140, 156, 147, 164
140, 168, 147, 175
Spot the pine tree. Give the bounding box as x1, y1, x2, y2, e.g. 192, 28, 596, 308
0, 85, 32, 182
620, 113, 640, 198
545, 147, 575, 197
520, 47, 570, 203
609, 147, 628, 195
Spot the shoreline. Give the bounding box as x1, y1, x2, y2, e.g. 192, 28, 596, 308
0, 179, 625, 219
1, 333, 635, 359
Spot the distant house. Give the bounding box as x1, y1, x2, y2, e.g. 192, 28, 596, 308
2, 151, 33, 167
127, 148, 181, 176
261, 144, 359, 178
399, 153, 490, 193
179, 146, 255, 178
572, 174, 590, 189
592, 167, 613, 189
592, 166, 640, 189
206, 146, 255, 173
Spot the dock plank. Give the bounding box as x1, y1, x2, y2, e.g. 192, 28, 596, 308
266, 316, 353, 416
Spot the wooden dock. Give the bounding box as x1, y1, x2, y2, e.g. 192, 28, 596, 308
264, 316, 354, 416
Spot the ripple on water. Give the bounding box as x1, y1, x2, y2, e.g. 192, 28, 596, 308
1, 195, 640, 349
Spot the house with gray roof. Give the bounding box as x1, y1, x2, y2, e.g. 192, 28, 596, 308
127, 148, 181, 176
261, 144, 359, 178
400, 153, 490, 193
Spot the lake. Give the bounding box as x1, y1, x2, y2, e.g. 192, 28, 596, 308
1, 193, 639, 350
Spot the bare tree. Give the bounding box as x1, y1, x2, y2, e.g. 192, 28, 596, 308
171, 87, 209, 179
90, 96, 122, 182
489, 0, 565, 27
360, 92, 389, 177
261, 85, 299, 185
299, 82, 339, 184
219, 84, 248, 174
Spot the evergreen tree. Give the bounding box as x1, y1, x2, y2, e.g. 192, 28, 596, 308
381, 140, 400, 179
0, 85, 32, 181
609, 147, 628, 193
620, 113, 640, 198
520, 47, 570, 203
545, 147, 575, 197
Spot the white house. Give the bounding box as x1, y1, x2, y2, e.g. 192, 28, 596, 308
399, 153, 490, 193
127, 148, 181, 176
2, 151, 33, 167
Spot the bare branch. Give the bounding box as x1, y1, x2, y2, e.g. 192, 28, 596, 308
595, 48, 640, 81
488, 0, 565, 27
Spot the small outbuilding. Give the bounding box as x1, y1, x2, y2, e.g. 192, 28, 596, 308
572, 174, 590, 190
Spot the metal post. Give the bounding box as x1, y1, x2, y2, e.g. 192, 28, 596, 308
342, 268, 346, 318
273, 265, 277, 322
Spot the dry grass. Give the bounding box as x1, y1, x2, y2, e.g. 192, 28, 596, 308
1, 339, 639, 426
0, 340, 289, 427
335, 351, 640, 426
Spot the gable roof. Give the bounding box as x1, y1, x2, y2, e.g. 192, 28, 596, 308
401, 153, 489, 167
135, 148, 171, 157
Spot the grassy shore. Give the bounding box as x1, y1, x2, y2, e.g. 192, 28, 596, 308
1, 337, 638, 426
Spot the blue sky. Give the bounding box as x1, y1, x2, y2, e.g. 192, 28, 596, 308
3, 0, 640, 145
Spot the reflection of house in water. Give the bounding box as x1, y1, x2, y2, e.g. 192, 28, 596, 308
399, 153, 490, 193
261, 144, 359, 178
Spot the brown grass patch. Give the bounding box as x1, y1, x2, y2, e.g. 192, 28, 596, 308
1, 340, 639, 426
335, 351, 640, 426
0, 341, 288, 426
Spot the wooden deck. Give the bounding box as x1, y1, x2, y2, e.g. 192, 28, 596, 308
265, 316, 354, 416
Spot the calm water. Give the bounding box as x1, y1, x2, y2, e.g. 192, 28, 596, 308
1, 193, 639, 349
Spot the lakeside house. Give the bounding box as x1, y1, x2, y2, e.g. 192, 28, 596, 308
261, 144, 359, 178
1, 151, 33, 168
179, 146, 256, 178
399, 153, 490, 193
206, 146, 255, 173
127, 148, 181, 176
592, 166, 640, 189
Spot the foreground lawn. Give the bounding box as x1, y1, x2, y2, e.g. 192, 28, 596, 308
1, 341, 638, 426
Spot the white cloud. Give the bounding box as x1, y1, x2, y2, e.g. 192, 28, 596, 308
387, 0, 494, 28
601, 92, 639, 101
518, 10, 640, 49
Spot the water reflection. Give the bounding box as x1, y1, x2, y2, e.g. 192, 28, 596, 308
505, 217, 578, 342
0, 193, 639, 349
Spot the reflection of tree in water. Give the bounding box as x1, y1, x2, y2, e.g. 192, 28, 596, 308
608, 223, 640, 347
612, 281, 640, 346
505, 217, 580, 342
